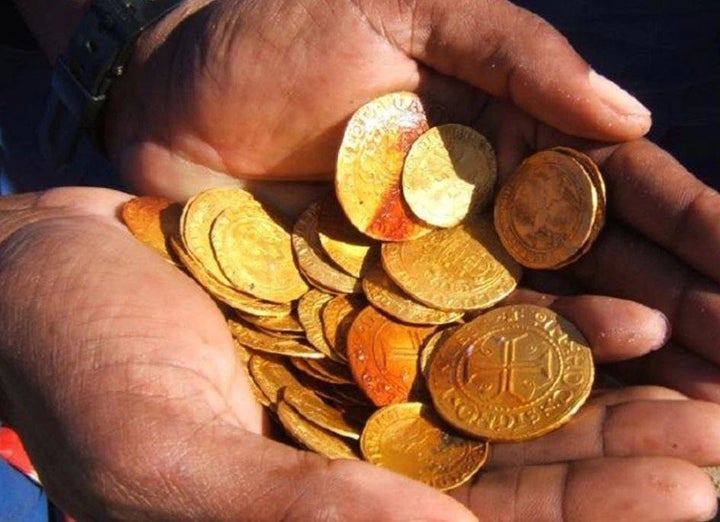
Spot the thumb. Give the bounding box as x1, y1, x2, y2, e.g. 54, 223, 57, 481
373, 0, 651, 141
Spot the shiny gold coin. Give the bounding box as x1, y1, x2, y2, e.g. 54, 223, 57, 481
317, 195, 381, 278
427, 304, 594, 442
297, 289, 336, 359
493, 149, 599, 269
235, 310, 304, 334
382, 214, 522, 311
247, 353, 305, 406
335, 91, 435, 241
402, 124, 497, 228
121, 196, 182, 262
229, 318, 324, 359
234, 341, 273, 408
321, 294, 366, 361
282, 386, 365, 439
362, 264, 464, 325
170, 236, 292, 317
180, 188, 254, 287
211, 203, 308, 303
346, 306, 437, 406
290, 357, 355, 386
292, 202, 362, 294
550, 147, 606, 267
277, 400, 360, 460
419, 325, 461, 378
360, 402, 489, 491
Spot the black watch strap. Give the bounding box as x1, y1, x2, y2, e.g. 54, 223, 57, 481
41, 0, 183, 170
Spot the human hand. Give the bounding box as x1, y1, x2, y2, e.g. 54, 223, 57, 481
103, 0, 651, 200
0, 188, 718, 521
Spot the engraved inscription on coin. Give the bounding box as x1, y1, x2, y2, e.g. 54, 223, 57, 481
402, 124, 497, 228
427, 304, 594, 441
360, 402, 489, 490
336, 91, 435, 241
382, 214, 521, 311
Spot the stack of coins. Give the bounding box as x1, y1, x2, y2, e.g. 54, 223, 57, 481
121, 91, 600, 491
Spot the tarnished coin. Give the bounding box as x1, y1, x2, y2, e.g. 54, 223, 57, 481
317, 195, 381, 278
336, 91, 435, 241
297, 289, 336, 359
170, 236, 292, 317
402, 124, 497, 228
382, 214, 521, 311
493, 149, 599, 269
346, 306, 437, 406
282, 386, 365, 439
230, 318, 324, 359
321, 294, 366, 361
360, 402, 489, 490
427, 304, 594, 441
277, 400, 360, 460
292, 202, 362, 294
362, 264, 463, 325
121, 196, 182, 262
211, 203, 308, 303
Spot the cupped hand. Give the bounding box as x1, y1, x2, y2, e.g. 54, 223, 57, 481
104, 0, 650, 199
0, 188, 718, 521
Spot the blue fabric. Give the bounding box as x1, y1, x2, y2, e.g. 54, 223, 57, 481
0, 459, 48, 522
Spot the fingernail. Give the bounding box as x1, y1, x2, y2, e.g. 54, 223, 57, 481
588, 70, 651, 117
653, 309, 672, 350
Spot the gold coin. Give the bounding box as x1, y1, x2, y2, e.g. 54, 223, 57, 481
335, 91, 435, 241
493, 149, 599, 269
229, 318, 324, 359
346, 306, 437, 406
360, 402, 489, 491
402, 124, 497, 228
170, 236, 292, 317
419, 325, 461, 378
277, 400, 360, 460
247, 353, 304, 406
321, 294, 366, 361
121, 196, 182, 262
427, 304, 594, 442
233, 341, 273, 408
235, 310, 304, 334
362, 264, 464, 325
317, 195, 381, 278
180, 188, 254, 287
211, 203, 308, 303
290, 357, 355, 386
381, 214, 521, 311
550, 147, 606, 267
282, 386, 364, 439
292, 202, 362, 294
297, 289, 336, 359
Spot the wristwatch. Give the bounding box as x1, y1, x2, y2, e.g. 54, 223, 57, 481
40, 0, 183, 170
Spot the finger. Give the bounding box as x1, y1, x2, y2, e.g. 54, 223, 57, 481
595, 139, 720, 283
610, 343, 720, 404
589, 385, 687, 406
370, 0, 651, 141
503, 290, 669, 362
489, 398, 720, 467
569, 224, 720, 366
453, 458, 717, 522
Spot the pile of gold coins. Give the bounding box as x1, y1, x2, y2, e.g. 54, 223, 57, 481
122, 91, 599, 491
